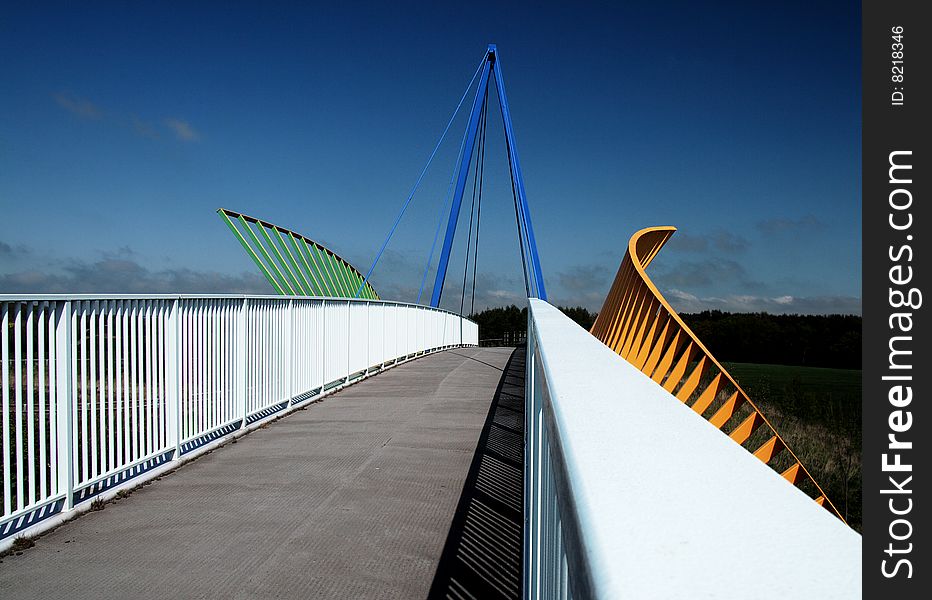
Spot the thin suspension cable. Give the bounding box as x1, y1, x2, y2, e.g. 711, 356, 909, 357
507, 133, 533, 297
417, 62, 485, 304
417, 178, 455, 304
494, 70, 532, 298
470, 100, 486, 316
460, 91, 488, 316
416, 111, 470, 304
356, 55, 486, 298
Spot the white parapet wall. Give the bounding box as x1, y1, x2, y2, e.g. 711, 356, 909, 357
0, 295, 478, 549
524, 299, 860, 599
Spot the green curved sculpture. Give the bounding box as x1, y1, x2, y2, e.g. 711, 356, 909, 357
218, 208, 378, 299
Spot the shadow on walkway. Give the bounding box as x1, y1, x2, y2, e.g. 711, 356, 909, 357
427, 346, 525, 600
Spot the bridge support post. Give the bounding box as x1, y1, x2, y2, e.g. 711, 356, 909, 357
524, 310, 539, 598
345, 301, 351, 384
168, 299, 181, 458
286, 298, 294, 403
237, 298, 248, 427
54, 301, 74, 511
365, 300, 370, 373
319, 300, 326, 392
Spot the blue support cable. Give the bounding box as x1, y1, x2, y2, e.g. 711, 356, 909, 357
429, 52, 494, 307
355, 56, 487, 298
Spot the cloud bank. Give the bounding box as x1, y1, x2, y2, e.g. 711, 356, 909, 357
52, 92, 200, 142
664, 288, 861, 315
1, 246, 270, 295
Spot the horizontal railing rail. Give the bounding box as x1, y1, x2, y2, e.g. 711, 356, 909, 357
1, 295, 477, 547
525, 299, 859, 599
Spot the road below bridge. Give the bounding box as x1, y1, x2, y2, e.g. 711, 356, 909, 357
0, 347, 525, 600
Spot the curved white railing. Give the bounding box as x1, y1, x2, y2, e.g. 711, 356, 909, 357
525, 299, 859, 599
0, 295, 477, 548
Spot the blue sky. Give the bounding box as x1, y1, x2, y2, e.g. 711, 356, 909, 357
0, 1, 861, 314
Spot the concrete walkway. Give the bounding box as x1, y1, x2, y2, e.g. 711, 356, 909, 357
0, 347, 522, 600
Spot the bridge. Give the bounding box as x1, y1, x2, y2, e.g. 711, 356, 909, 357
1, 46, 860, 598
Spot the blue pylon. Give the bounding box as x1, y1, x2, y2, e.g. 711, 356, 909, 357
430, 45, 547, 308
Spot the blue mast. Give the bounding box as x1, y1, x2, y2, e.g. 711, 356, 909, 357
430, 45, 547, 307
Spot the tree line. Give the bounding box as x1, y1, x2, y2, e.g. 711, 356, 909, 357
469, 306, 861, 369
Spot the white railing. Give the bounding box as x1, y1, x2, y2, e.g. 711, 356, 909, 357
0, 295, 477, 547
524, 299, 860, 599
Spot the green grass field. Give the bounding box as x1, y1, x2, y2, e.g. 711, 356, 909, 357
725, 362, 862, 531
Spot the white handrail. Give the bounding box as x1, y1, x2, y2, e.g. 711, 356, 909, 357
0, 296, 477, 548
525, 299, 860, 599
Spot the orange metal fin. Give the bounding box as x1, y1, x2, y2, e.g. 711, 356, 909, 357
752, 436, 785, 464
691, 373, 724, 415
729, 411, 764, 445
709, 392, 742, 428
781, 463, 803, 485
663, 342, 694, 393
675, 355, 708, 402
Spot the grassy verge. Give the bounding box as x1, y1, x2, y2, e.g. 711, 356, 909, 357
724, 362, 861, 531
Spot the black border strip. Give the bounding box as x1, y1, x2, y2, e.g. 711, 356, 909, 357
863, 1, 929, 595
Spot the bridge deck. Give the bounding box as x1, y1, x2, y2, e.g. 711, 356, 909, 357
0, 347, 525, 600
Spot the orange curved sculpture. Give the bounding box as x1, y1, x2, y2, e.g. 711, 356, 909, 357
591, 226, 844, 521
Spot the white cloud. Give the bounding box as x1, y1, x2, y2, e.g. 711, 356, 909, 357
163, 117, 201, 142
53, 92, 102, 120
